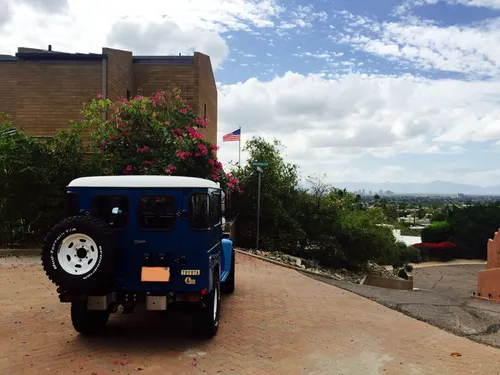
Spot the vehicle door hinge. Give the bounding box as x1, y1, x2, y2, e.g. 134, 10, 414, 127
176, 210, 187, 220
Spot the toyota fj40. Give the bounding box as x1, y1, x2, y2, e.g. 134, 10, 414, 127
41, 175, 235, 338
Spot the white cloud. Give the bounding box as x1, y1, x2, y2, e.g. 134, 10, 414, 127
398, 0, 500, 11
456, 0, 500, 8
0, 0, 282, 66
216, 71, 500, 182
292, 50, 344, 62
0, 0, 11, 28
107, 20, 228, 68
334, 11, 500, 78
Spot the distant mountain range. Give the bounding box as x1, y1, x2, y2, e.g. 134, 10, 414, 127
335, 180, 500, 196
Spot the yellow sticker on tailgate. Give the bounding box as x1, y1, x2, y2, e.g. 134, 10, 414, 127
181, 270, 200, 276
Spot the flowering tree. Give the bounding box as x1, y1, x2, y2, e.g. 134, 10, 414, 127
82, 88, 240, 192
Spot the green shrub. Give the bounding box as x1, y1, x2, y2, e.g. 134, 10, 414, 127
0, 120, 91, 247
421, 221, 451, 243
400, 228, 422, 236
87, 89, 239, 192
380, 241, 421, 268
334, 209, 400, 266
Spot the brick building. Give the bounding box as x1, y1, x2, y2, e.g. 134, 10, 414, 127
0, 46, 218, 145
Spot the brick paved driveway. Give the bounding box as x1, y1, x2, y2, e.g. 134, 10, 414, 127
1, 253, 500, 375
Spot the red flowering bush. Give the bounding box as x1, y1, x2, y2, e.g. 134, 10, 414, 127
412, 242, 457, 261
83, 89, 240, 192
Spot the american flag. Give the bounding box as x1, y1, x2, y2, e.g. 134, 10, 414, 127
222, 128, 241, 142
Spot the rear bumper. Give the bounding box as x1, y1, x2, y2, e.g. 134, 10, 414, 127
58, 290, 209, 312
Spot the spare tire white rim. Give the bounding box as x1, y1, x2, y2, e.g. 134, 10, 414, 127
57, 233, 99, 275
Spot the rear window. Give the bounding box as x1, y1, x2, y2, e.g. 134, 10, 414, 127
210, 192, 221, 227
189, 192, 221, 230
138, 195, 176, 231
91, 195, 129, 229
189, 193, 210, 230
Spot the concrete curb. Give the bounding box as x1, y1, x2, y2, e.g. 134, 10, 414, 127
411, 261, 486, 269
383, 260, 487, 270
235, 249, 346, 282
0, 249, 40, 257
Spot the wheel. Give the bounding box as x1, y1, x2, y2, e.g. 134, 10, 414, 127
193, 270, 221, 338
41, 215, 116, 293
221, 250, 235, 294
71, 299, 110, 335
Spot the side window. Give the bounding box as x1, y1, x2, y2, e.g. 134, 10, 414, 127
138, 195, 176, 231
91, 195, 129, 229
210, 192, 221, 226
189, 193, 210, 230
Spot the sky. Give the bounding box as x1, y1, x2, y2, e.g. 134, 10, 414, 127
1, 0, 500, 186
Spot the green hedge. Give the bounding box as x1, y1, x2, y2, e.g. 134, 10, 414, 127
421, 221, 452, 243
0, 120, 92, 247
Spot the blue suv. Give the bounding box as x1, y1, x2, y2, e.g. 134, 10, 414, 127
41, 175, 235, 338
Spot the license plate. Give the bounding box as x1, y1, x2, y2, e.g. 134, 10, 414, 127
141, 267, 170, 282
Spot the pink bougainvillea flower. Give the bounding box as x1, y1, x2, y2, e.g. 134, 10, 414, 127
87, 88, 240, 192
176, 150, 192, 160
164, 165, 177, 174
186, 126, 204, 139
96, 93, 103, 99
197, 144, 208, 156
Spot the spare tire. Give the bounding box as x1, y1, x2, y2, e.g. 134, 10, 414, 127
41, 215, 117, 293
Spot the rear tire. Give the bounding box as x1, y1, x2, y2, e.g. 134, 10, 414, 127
193, 270, 220, 338
71, 299, 110, 335
221, 250, 235, 294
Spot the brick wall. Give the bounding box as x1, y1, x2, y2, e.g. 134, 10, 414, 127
132, 62, 199, 108
104, 48, 133, 101
0, 47, 218, 148
195, 52, 218, 147
0, 62, 18, 123
14, 59, 102, 143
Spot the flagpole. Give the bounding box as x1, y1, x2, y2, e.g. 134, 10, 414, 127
238, 125, 241, 167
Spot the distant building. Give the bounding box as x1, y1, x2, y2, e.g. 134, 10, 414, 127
0, 46, 218, 145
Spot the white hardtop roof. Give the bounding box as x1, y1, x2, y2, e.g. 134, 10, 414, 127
68, 175, 221, 189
